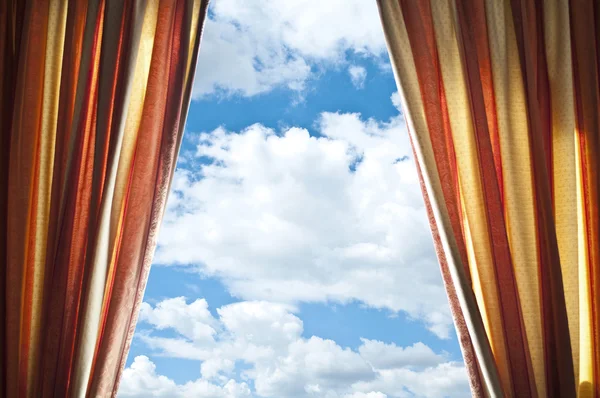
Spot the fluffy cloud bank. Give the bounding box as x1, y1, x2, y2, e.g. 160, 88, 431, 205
155, 96, 451, 338
193, 0, 388, 97
119, 298, 469, 398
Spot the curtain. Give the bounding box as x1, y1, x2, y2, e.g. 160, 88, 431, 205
0, 0, 208, 396
378, 1, 598, 397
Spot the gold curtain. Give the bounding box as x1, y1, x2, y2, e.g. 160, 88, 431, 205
378, 1, 599, 397
0, 0, 208, 396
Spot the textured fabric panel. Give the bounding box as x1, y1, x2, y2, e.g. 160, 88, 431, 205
543, 0, 579, 387
428, 2, 514, 393
484, 1, 545, 395
570, 1, 600, 396
25, 2, 68, 395
413, 149, 486, 398
7, 2, 51, 396
0, 1, 208, 396
70, 1, 149, 396
378, 0, 599, 396
377, 1, 503, 396
510, 2, 574, 395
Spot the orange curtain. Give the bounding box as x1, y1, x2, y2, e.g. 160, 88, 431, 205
0, 0, 208, 396
378, 1, 599, 397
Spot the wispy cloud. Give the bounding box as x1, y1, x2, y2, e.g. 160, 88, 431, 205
349, 65, 367, 89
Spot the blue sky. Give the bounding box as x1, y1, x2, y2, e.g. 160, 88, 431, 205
118, 1, 469, 397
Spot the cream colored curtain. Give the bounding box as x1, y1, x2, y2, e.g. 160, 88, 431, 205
378, 1, 599, 397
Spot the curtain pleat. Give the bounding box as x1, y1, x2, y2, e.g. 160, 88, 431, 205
378, 0, 599, 397
0, 0, 209, 396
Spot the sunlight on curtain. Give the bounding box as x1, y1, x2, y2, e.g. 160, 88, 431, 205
378, 1, 599, 397
0, 1, 208, 396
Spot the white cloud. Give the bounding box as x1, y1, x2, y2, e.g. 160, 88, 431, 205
155, 95, 452, 338
193, 0, 388, 97
217, 301, 302, 348
120, 298, 469, 398
118, 355, 252, 398
140, 297, 218, 343
352, 363, 471, 398
194, 18, 311, 97
348, 66, 367, 89
358, 340, 447, 370
390, 92, 402, 110
252, 336, 377, 397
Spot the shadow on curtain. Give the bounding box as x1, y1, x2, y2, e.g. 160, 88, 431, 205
378, 1, 599, 397
0, 0, 209, 396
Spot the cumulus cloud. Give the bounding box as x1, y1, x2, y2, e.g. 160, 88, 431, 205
390, 91, 402, 110
118, 356, 252, 398
352, 363, 471, 398
140, 297, 218, 343
119, 297, 468, 398
121, 355, 370, 398
358, 340, 447, 370
193, 0, 388, 97
154, 94, 451, 338
348, 66, 367, 89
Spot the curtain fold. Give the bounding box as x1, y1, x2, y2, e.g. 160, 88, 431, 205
0, 0, 209, 396
378, 1, 599, 397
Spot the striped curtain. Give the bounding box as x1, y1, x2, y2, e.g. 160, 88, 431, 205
378, 1, 598, 397
0, 1, 208, 396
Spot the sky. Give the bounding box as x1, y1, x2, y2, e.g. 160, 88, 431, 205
117, 1, 469, 397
